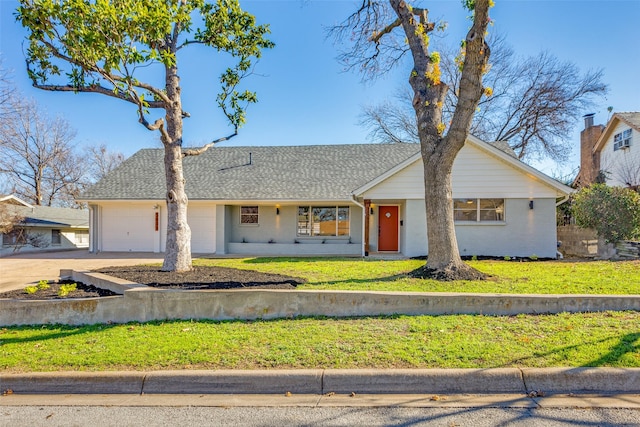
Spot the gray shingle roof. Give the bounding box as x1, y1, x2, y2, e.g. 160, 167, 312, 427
9, 205, 89, 228
82, 143, 422, 201
616, 112, 640, 131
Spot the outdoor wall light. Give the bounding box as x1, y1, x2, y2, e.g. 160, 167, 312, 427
370, 208, 374, 215
529, 200, 534, 210
276, 207, 280, 215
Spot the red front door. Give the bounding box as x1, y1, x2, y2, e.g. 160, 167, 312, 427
378, 206, 399, 251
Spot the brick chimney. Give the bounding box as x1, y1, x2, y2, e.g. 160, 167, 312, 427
577, 113, 604, 186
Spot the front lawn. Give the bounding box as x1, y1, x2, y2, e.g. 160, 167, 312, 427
2, 258, 638, 372
1, 312, 638, 372
194, 258, 640, 294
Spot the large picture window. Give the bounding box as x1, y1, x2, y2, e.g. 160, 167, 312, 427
454, 199, 504, 222
240, 206, 259, 225
298, 206, 350, 237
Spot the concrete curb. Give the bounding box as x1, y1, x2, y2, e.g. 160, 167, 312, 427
2, 368, 639, 395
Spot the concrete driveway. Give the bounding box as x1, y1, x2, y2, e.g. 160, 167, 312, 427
0, 250, 165, 292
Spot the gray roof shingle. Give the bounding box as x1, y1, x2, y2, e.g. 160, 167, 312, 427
82, 143, 422, 201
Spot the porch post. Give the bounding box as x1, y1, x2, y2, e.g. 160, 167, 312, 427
364, 199, 371, 256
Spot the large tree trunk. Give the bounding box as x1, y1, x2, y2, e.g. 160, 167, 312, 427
390, 0, 490, 280
162, 142, 192, 272
161, 63, 192, 272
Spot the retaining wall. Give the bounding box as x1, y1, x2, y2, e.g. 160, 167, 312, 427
1, 270, 639, 326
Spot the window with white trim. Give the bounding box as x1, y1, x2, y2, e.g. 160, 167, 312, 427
454, 199, 504, 222
297, 206, 350, 237
614, 129, 632, 151
240, 206, 259, 225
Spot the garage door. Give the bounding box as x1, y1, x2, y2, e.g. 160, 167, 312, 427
101, 204, 155, 252
188, 205, 216, 253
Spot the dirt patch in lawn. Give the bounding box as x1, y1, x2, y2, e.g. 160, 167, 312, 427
0, 280, 118, 300
96, 265, 305, 290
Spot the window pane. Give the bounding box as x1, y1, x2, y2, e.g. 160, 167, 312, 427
297, 207, 310, 236
337, 206, 350, 236
479, 199, 504, 221
240, 206, 258, 224
51, 229, 61, 244
454, 199, 477, 221
313, 207, 336, 236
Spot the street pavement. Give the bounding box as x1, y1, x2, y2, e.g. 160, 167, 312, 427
2, 400, 640, 426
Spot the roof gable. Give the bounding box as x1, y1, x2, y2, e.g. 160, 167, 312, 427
355, 136, 572, 197
594, 112, 640, 152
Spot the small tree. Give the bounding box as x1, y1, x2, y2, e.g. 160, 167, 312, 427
17, 0, 273, 271
573, 184, 640, 243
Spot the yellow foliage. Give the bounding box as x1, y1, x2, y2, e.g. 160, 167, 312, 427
424, 62, 441, 85
483, 87, 493, 97
437, 122, 446, 135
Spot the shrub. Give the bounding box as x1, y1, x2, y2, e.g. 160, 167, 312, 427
57, 283, 77, 297
37, 280, 50, 290
24, 286, 38, 294
573, 184, 640, 243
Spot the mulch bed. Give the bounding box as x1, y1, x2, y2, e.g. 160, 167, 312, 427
1, 266, 305, 300
96, 265, 305, 290
0, 280, 118, 300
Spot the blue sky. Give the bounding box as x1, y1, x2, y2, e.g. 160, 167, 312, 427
1, 0, 639, 176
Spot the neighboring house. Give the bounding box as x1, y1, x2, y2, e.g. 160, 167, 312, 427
81, 137, 571, 259
575, 112, 640, 189
0, 195, 89, 257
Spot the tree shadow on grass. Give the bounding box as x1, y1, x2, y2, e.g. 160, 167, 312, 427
582, 332, 640, 367
0, 323, 120, 345
504, 332, 640, 367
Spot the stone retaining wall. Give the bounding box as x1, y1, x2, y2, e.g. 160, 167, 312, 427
1, 270, 639, 326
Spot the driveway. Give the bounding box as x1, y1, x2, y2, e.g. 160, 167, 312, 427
0, 250, 165, 292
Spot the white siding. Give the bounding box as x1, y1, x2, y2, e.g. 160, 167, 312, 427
363, 144, 559, 200
188, 203, 216, 253
600, 122, 640, 187
402, 198, 558, 258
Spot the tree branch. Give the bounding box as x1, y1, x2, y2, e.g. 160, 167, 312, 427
371, 18, 401, 43
182, 130, 239, 157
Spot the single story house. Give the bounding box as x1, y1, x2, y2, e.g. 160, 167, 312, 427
81, 137, 572, 258
0, 195, 89, 257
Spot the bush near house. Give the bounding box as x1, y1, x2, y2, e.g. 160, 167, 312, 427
572, 184, 640, 243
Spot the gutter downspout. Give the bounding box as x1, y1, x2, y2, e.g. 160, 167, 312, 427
351, 195, 366, 257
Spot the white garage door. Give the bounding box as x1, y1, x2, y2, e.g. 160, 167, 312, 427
102, 204, 155, 252
188, 205, 216, 253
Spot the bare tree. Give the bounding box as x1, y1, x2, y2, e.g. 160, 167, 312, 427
0, 204, 22, 235
0, 58, 14, 109
602, 156, 640, 191
332, 0, 491, 279
84, 144, 126, 182
0, 96, 83, 207
360, 34, 608, 164
17, 0, 273, 272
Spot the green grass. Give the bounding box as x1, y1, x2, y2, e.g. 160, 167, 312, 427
2, 258, 638, 372
1, 312, 638, 372
193, 257, 640, 295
